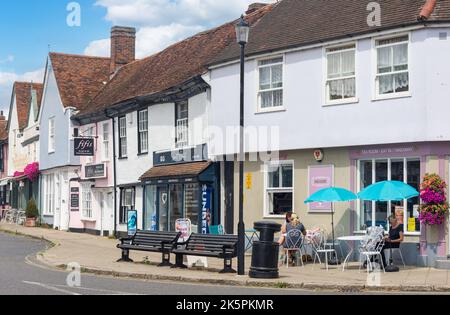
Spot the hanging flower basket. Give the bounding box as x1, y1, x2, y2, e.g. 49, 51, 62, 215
24, 162, 40, 182
419, 173, 448, 226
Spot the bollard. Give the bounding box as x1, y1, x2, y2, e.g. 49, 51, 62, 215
249, 221, 281, 279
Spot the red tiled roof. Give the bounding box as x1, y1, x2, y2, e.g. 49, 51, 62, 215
13, 82, 43, 130
76, 5, 273, 118
49, 53, 111, 110
140, 161, 212, 181
210, 0, 450, 65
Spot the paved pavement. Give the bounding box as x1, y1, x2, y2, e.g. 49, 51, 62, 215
0, 232, 327, 295
1, 223, 450, 293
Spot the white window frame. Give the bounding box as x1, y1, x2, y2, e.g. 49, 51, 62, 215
263, 160, 294, 218
119, 116, 127, 158
138, 109, 149, 154
323, 43, 358, 106
356, 157, 421, 236
85, 126, 95, 164
44, 174, 55, 216
102, 122, 110, 161
256, 56, 285, 113
81, 184, 93, 220
373, 33, 411, 100
48, 117, 55, 153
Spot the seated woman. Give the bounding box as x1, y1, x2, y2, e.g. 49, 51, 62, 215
381, 216, 404, 267
279, 213, 307, 265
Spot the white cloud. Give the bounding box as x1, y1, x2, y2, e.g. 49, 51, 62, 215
0, 55, 14, 64
85, 0, 274, 58
0, 68, 45, 114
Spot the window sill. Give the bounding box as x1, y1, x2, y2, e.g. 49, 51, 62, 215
263, 215, 286, 219
81, 217, 96, 222
372, 92, 412, 102
137, 152, 149, 156
48, 151, 55, 155
323, 98, 359, 107
42, 214, 54, 217
255, 107, 286, 114
118, 157, 128, 160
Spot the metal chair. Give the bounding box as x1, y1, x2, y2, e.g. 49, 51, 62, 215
311, 230, 337, 271
282, 229, 305, 268
359, 229, 386, 273
324, 224, 345, 259
386, 246, 406, 268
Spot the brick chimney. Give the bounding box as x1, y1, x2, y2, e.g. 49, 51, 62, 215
246, 3, 267, 15
110, 26, 136, 75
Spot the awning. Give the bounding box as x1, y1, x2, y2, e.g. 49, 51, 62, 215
140, 161, 213, 185
11, 174, 28, 182
0, 177, 13, 186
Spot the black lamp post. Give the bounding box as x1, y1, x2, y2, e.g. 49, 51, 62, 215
236, 15, 250, 276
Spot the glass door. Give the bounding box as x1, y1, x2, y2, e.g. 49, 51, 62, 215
157, 186, 169, 231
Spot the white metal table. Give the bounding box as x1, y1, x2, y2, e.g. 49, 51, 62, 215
337, 235, 366, 271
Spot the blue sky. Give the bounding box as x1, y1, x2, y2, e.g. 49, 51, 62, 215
0, 0, 272, 113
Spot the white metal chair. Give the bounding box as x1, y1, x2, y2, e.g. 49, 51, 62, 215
311, 230, 337, 271
385, 246, 406, 267
282, 229, 305, 268
324, 224, 345, 259
359, 228, 386, 273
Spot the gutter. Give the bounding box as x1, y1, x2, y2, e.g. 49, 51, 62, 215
104, 110, 118, 238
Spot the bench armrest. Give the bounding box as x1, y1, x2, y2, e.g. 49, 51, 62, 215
119, 237, 134, 245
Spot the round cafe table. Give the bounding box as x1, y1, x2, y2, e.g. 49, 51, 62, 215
337, 235, 366, 271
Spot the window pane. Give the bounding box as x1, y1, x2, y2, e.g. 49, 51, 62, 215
375, 160, 388, 229
327, 53, 341, 79
377, 46, 392, 74
269, 192, 293, 215
259, 67, 271, 90
185, 184, 200, 232
378, 74, 394, 95
281, 164, 293, 188
259, 57, 283, 66
360, 161, 373, 230
268, 166, 280, 188
260, 91, 273, 108
394, 72, 409, 93
272, 90, 283, 107
144, 185, 157, 231
169, 185, 183, 231
271, 64, 283, 88
341, 50, 355, 76
343, 78, 356, 98
391, 159, 404, 182
407, 160, 421, 232
329, 80, 343, 100
393, 43, 408, 68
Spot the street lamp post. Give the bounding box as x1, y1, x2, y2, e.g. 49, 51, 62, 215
236, 15, 250, 276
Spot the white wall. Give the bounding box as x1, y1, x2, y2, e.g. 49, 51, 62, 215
208, 27, 450, 156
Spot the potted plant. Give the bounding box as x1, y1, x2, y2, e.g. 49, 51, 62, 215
419, 173, 449, 225
25, 199, 39, 227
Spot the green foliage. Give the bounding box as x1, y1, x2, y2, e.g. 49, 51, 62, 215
25, 199, 39, 219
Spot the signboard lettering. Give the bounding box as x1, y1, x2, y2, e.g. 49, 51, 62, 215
74, 138, 94, 156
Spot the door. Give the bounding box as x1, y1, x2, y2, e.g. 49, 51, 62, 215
157, 186, 169, 231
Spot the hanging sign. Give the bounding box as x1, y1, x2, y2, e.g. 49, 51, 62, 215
85, 164, 106, 179
74, 137, 94, 156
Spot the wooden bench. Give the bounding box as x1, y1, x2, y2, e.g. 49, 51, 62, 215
117, 231, 181, 267
172, 234, 238, 273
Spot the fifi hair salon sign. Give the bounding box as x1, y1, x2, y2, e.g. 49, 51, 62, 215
74, 137, 94, 156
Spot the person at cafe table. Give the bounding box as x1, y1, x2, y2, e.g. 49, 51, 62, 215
381, 215, 404, 266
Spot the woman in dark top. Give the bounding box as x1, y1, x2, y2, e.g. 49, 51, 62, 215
381, 216, 404, 266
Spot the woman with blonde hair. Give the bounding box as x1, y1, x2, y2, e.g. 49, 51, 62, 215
279, 213, 307, 266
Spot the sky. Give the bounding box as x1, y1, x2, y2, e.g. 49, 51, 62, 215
0, 0, 273, 114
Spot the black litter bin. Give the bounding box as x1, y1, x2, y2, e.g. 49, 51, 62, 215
249, 221, 282, 279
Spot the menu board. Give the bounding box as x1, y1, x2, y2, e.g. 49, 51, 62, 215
308, 165, 334, 212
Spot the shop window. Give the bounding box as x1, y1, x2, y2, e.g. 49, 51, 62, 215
169, 185, 183, 231
265, 161, 293, 216
185, 183, 200, 232
375, 35, 409, 97
326, 44, 356, 103
358, 158, 421, 234
258, 57, 284, 111
120, 187, 135, 224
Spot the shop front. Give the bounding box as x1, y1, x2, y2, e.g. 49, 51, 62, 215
141, 160, 219, 234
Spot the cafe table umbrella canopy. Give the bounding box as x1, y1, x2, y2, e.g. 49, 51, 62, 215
357, 181, 419, 202
305, 187, 358, 265
305, 187, 358, 203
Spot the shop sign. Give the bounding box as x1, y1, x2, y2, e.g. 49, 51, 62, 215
154, 144, 208, 166
85, 164, 106, 179
175, 218, 192, 242
245, 173, 252, 190
74, 137, 94, 156
201, 185, 212, 234
127, 210, 138, 236
71, 187, 79, 211
308, 165, 334, 212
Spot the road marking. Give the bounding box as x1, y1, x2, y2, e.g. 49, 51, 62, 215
23, 281, 82, 295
